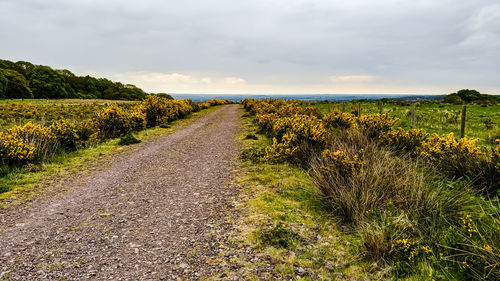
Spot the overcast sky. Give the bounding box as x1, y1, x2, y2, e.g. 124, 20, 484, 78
1, 0, 499, 94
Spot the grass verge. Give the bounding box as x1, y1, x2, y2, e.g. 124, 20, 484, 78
227, 107, 385, 280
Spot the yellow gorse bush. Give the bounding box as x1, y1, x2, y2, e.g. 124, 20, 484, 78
0, 132, 35, 164
321, 149, 364, 178
419, 133, 484, 163
0, 97, 230, 166
135, 96, 194, 127
243, 99, 326, 162
264, 133, 299, 162
323, 109, 356, 129
95, 105, 130, 138
272, 114, 325, 143
381, 128, 429, 153
7, 122, 57, 160
357, 113, 399, 138
49, 120, 79, 150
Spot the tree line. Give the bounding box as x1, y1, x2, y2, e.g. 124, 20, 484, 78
443, 89, 500, 104
0, 59, 161, 100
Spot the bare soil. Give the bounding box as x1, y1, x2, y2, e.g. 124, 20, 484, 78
0, 105, 243, 280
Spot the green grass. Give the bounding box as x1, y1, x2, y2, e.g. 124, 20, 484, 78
315, 101, 500, 147
0, 106, 219, 209
228, 107, 384, 280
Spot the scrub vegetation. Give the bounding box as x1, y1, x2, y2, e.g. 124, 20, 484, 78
239, 98, 499, 280
0, 97, 231, 202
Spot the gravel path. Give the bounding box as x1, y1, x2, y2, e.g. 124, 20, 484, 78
0, 104, 242, 280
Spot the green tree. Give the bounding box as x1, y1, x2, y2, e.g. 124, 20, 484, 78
121, 84, 147, 100
15, 61, 35, 77
3, 69, 33, 99
0, 69, 8, 99
444, 89, 500, 104
156, 93, 173, 99
29, 65, 68, 98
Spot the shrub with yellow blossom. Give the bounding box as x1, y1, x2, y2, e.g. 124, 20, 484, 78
49, 120, 79, 150
381, 128, 429, 154
0, 132, 35, 165
320, 149, 364, 179
357, 113, 399, 139
128, 109, 147, 131
418, 133, 484, 179
7, 122, 57, 160
322, 109, 356, 129
95, 105, 130, 139
75, 119, 100, 148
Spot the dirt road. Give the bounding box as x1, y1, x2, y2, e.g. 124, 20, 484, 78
0, 104, 241, 280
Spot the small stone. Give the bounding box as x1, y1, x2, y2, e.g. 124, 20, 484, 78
336, 261, 348, 268
179, 263, 188, 269
341, 225, 350, 234
325, 262, 334, 271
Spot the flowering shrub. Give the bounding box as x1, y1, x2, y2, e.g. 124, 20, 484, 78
128, 109, 147, 131
95, 105, 130, 138
357, 113, 399, 138
7, 122, 57, 160
264, 133, 299, 162
243, 99, 326, 163
323, 109, 356, 129
271, 114, 325, 143
49, 120, 79, 150
320, 149, 364, 179
0, 132, 35, 164
135, 96, 194, 127
381, 128, 428, 154
419, 133, 484, 178
75, 119, 99, 148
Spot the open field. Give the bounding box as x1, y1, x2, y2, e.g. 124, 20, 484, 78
315, 101, 500, 147
0, 100, 137, 131
0, 99, 139, 105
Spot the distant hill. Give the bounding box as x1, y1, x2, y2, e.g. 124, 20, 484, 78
0, 59, 149, 100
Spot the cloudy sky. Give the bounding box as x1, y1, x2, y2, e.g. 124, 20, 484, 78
1, 0, 499, 94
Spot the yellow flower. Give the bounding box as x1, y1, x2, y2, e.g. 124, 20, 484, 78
485, 244, 493, 253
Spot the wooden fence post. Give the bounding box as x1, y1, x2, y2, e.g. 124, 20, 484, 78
379, 102, 383, 114
460, 105, 466, 138
328, 101, 331, 112
357, 103, 361, 117
411, 103, 416, 129
342, 102, 345, 113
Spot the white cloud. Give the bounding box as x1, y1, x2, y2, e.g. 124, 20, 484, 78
222, 77, 246, 85
330, 75, 378, 83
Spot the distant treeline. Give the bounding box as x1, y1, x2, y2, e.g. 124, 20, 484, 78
443, 89, 500, 105
0, 59, 163, 100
